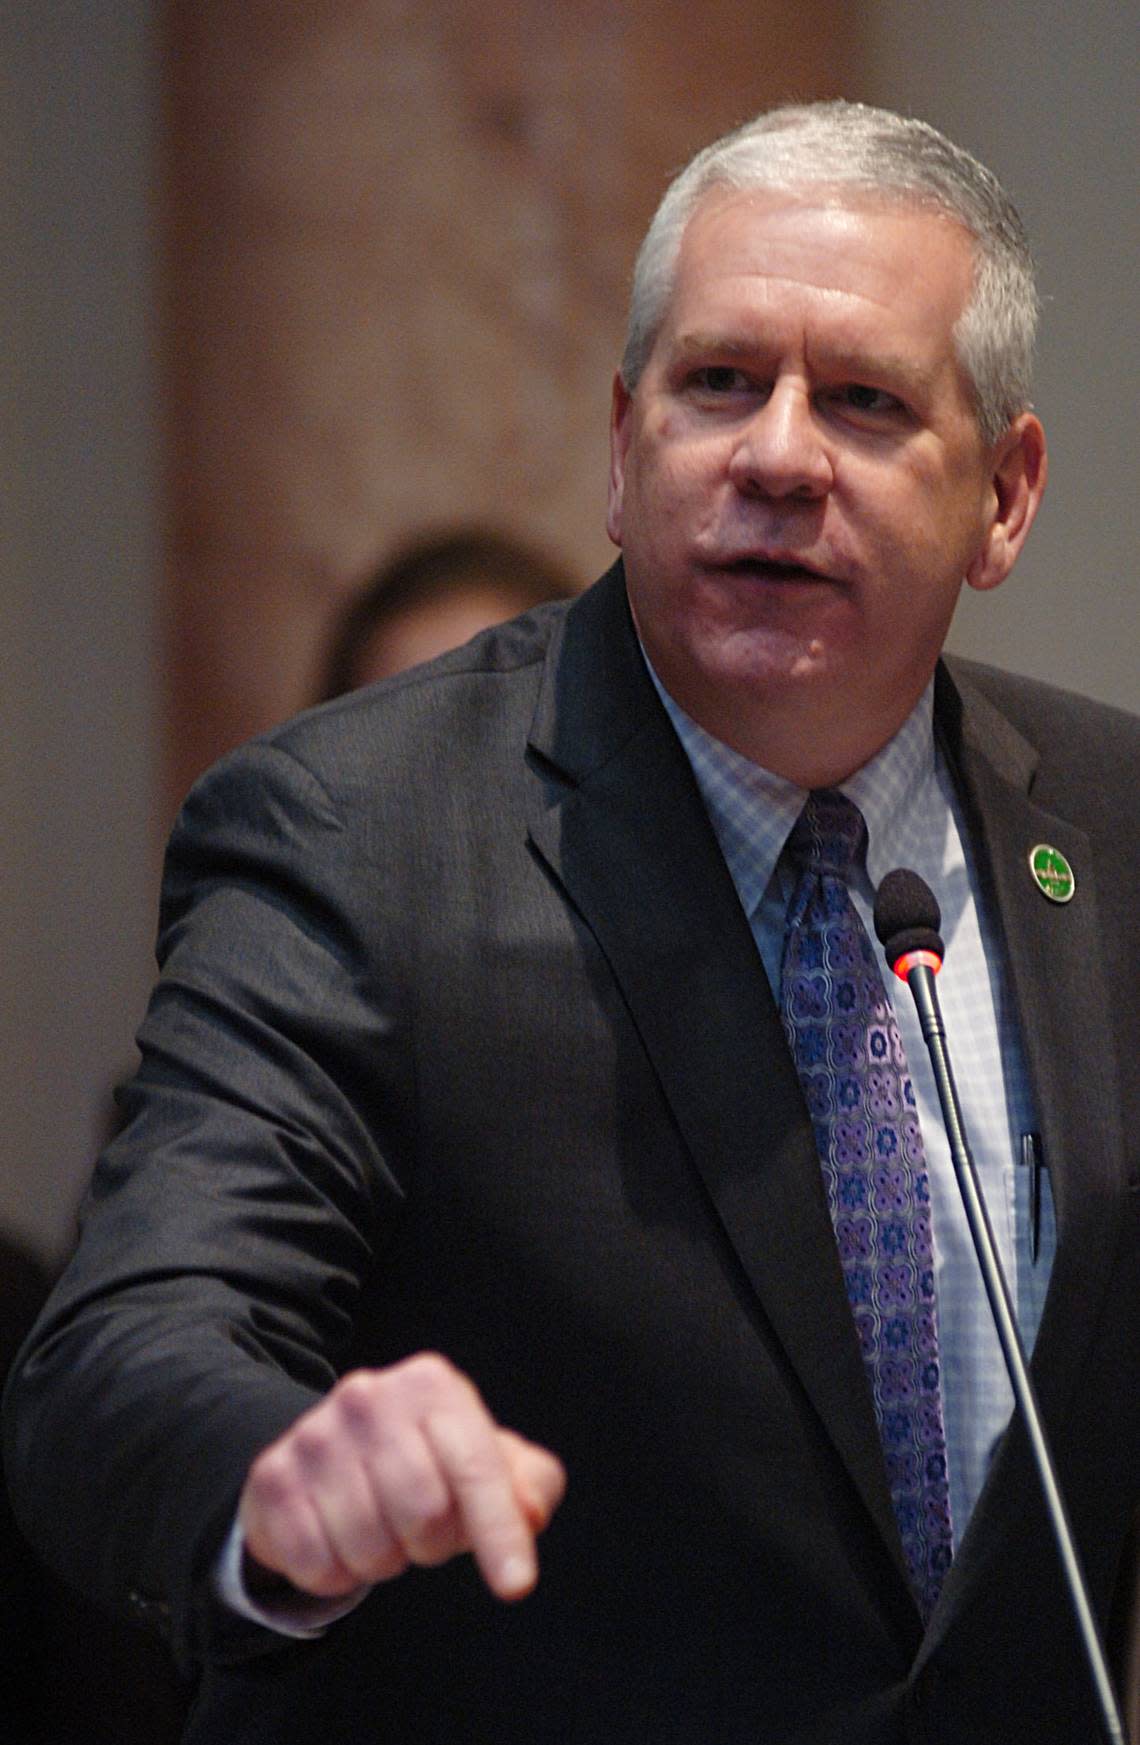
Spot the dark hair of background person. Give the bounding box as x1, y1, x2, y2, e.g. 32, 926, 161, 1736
318, 526, 579, 700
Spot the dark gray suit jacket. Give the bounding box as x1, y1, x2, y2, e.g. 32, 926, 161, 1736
5, 563, 1138, 1743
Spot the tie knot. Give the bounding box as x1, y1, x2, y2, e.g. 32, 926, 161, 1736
786, 789, 865, 879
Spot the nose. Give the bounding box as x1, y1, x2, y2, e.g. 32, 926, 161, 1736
727, 380, 833, 500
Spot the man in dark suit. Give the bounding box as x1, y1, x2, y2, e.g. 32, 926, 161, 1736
4, 102, 1137, 1743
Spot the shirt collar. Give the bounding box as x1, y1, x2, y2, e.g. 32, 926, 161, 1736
643, 651, 938, 912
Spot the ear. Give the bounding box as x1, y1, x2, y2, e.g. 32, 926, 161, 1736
606, 372, 634, 547
965, 412, 1048, 593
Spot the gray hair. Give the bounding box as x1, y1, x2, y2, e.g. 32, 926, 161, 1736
620, 101, 1039, 446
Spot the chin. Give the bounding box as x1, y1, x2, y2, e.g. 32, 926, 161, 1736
703, 626, 838, 692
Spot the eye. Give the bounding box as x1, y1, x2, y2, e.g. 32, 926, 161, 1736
832, 384, 905, 417
691, 366, 752, 395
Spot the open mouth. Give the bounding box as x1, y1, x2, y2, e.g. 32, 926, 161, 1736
721, 557, 825, 583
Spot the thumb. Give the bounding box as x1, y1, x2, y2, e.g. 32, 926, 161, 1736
499, 1428, 567, 1532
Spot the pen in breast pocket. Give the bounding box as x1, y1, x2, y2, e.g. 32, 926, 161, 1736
1020, 1132, 1043, 1263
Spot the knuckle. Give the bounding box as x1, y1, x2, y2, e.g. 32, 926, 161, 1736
247, 1444, 301, 1508
399, 1351, 461, 1400
290, 1419, 337, 1474
368, 1353, 483, 1425
336, 1369, 378, 1411
332, 1370, 383, 1435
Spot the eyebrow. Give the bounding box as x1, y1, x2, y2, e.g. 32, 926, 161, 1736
672, 330, 760, 362
671, 329, 935, 395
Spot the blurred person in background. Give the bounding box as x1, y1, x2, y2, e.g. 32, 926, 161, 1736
318, 526, 578, 697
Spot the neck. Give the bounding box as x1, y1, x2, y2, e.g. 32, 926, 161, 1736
664, 676, 928, 788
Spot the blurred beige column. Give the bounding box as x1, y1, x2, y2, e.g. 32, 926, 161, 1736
161, 0, 857, 816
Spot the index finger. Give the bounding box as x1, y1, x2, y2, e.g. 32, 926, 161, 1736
423, 1407, 540, 1601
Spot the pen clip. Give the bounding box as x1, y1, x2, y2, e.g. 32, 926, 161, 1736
1020, 1132, 1043, 1264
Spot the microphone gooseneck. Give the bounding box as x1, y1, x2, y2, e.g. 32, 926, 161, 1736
875, 867, 1125, 1744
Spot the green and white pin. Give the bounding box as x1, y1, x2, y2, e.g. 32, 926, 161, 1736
1028, 843, 1075, 904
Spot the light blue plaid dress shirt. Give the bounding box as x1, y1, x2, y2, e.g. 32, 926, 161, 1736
650, 667, 1057, 1544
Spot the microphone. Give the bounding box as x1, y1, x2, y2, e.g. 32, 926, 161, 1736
874, 870, 1125, 1744
874, 866, 943, 971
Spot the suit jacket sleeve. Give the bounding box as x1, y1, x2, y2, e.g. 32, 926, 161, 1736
3, 732, 416, 1666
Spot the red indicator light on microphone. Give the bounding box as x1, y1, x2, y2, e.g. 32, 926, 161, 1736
891, 948, 943, 982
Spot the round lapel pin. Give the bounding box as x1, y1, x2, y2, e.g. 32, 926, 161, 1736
1028, 843, 1075, 904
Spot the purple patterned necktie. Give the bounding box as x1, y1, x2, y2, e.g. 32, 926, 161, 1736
779, 789, 953, 1617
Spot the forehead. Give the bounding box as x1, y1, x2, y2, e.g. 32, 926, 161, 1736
663, 186, 975, 353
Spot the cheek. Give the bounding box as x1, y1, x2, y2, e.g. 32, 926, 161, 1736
902, 438, 989, 530
651, 405, 688, 441
653, 438, 724, 520
627, 451, 698, 538
854, 455, 985, 560
633, 408, 713, 492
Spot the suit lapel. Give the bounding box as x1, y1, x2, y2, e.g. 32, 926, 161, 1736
522, 591, 1127, 1641
525, 567, 908, 1580
936, 662, 1126, 1432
